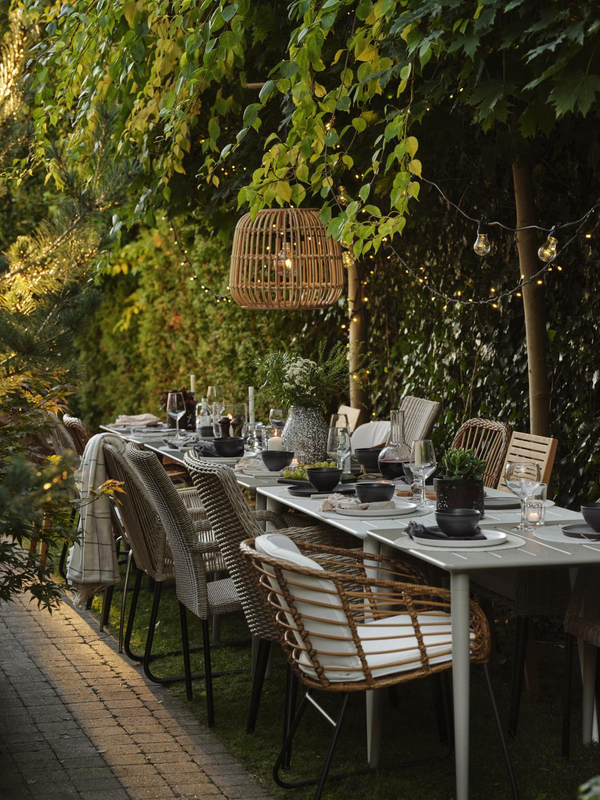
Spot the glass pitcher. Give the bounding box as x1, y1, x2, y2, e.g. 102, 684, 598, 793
377, 410, 411, 480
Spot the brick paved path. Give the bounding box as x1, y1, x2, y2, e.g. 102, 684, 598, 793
0, 597, 271, 800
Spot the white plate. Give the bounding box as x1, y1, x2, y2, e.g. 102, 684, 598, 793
334, 501, 418, 518
243, 469, 281, 477
411, 529, 508, 548
545, 500, 555, 507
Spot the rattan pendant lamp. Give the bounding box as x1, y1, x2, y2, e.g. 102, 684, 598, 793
229, 207, 344, 310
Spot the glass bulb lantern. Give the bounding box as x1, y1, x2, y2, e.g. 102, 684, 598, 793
538, 235, 558, 263
277, 242, 294, 271
473, 232, 491, 256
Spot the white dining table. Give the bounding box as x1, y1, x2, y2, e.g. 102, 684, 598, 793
254, 482, 598, 800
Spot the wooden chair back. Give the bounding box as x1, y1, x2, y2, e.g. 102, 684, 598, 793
336, 404, 363, 434
451, 418, 511, 488
496, 431, 558, 492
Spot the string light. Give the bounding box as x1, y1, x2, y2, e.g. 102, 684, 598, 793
473, 221, 491, 256
169, 214, 230, 301
537, 230, 559, 263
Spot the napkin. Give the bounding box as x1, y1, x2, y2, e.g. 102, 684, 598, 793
113, 413, 162, 428
163, 435, 201, 448
319, 494, 395, 512
406, 521, 486, 541
235, 456, 269, 473
191, 442, 218, 457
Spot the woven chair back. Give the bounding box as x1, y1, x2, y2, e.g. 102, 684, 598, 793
451, 418, 512, 488
103, 444, 171, 581
183, 453, 275, 640
242, 536, 490, 692
399, 396, 442, 445
125, 444, 211, 618
496, 431, 558, 492
63, 414, 93, 457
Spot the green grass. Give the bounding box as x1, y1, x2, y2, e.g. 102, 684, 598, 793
88, 574, 600, 800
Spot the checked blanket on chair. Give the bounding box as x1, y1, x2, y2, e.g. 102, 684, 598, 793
67, 433, 125, 606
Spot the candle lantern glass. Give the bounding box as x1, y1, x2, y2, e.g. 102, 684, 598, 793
524, 483, 547, 526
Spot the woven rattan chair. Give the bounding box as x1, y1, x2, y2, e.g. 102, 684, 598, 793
451, 418, 511, 488
125, 443, 243, 725
399, 395, 442, 444
63, 414, 93, 456
183, 451, 368, 736
242, 534, 518, 799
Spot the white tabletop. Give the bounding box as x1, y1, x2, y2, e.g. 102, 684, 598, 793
256, 484, 592, 573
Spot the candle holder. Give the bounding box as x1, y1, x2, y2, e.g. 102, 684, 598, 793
524, 483, 547, 526
213, 403, 248, 438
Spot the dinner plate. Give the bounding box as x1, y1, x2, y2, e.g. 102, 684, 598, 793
484, 496, 521, 510
333, 501, 418, 518
288, 484, 355, 498
562, 523, 600, 539
411, 529, 508, 548
243, 469, 281, 477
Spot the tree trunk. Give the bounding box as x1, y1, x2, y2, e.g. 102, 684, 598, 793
511, 160, 551, 436
347, 257, 368, 417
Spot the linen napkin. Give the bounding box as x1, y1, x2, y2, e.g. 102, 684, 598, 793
235, 456, 269, 473
319, 494, 395, 512
162, 435, 201, 448
192, 442, 218, 458
113, 413, 162, 428
406, 521, 486, 541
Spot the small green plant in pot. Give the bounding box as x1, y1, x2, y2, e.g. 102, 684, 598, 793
434, 448, 487, 516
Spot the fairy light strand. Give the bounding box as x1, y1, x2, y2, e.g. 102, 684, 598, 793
168, 215, 231, 302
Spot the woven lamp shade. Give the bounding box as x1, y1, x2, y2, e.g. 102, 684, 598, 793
229, 208, 344, 310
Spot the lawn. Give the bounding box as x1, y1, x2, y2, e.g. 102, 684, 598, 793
89, 571, 600, 800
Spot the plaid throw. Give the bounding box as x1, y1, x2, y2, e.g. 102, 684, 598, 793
67, 433, 125, 606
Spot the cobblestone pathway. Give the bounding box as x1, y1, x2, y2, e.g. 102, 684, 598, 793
0, 597, 271, 800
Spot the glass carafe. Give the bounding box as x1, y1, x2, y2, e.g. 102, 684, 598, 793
378, 410, 411, 480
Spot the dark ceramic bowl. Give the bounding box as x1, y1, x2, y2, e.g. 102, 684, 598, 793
306, 467, 343, 493
356, 481, 395, 503
435, 508, 481, 537
581, 503, 600, 532
354, 447, 384, 472
261, 450, 294, 472
213, 436, 245, 457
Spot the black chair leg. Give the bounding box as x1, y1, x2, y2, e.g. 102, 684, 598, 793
562, 632, 574, 758
100, 585, 114, 631
142, 580, 163, 679
282, 666, 298, 769
202, 618, 215, 727
314, 693, 350, 800
58, 542, 68, 581
179, 603, 193, 701
124, 568, 143, 662
246, 639, 272, 733
508, 615, 529, 738
483, 665, 519, 799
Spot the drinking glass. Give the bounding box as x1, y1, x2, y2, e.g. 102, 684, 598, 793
505, 462, 542, 532
410, 439, 437, 509
327, 413, 351, 472
166, 392, 186, 440
269, 407, 286, 432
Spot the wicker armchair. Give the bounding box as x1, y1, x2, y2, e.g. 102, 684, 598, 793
451, 418, 511, 488
63, 414, 93, 456
242, 534, 517, 799
183, 450, 368, 735
399, 395, 442, 444
125, 443, 242, 725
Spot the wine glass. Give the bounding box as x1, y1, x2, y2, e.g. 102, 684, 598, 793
505, 462, 541, 532
269, 407, 285, 431
410, 439, 437, 509
166, 392, 186, 440
327, 414, 351, 472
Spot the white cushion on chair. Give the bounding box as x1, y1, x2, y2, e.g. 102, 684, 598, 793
351, 421, 391, 452
255, 534, 323, 572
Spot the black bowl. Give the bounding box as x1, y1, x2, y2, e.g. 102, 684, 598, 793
581, 503, 600, 532
261, 450, 294, 472
356, 481, 395, 503
213, 436, 244, 457
306, 467, 343, 493
355, 447, 384, 472
435, 508, 481, 537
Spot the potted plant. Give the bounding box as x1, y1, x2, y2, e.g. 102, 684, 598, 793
434, 448, 487, 516
255, 342, 351, 462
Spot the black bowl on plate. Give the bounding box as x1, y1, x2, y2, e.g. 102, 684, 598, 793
355, 447, 384, 473
261, 450, 294, 472
581, 503, 600, 532
213, 436, 244, 457
356, 481, 395, 503
306, 467, 343, 493
435, 508, 481, 537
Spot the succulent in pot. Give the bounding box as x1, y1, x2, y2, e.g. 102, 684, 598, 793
434, 448, 486, 517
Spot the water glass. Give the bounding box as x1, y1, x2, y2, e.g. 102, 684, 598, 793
524, 483, 547, 526
269, 408, 286, 431
166, 392, 186, 439
327, 414, 351, 473
410, 439, 437, 509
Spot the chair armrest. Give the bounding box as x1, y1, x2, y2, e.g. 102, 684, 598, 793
177, 486, 204, 511
194, 520, 213, 533
191, 539, 221, 555
251, 509, 290, 529
189, 506, 208, 521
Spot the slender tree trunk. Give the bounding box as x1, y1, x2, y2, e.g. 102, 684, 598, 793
347, 257, 368, 416
512, 160, 551, 436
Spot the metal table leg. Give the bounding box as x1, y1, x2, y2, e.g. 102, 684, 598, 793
451, 571, 471, 800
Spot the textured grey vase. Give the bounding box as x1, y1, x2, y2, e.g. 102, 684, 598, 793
281, 406, 329, 463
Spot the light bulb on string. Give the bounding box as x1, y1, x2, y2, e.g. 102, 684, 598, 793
336, 185, 349, 207
342, 249, 355, 269
538, 227, 559, 263
473, 221, 491, 256
276, 241, 294, 278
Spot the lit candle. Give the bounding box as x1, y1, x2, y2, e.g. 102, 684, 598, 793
526, 509, 541, 523
248, 386, 255, 427
190, 374, 196, 394
267, 431, 283, 451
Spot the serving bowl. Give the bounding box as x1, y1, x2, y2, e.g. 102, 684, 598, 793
306, 467, 343, 493
356, 480, 395, 503
213, 436, 245, 457
354, 447, 384, 473
581, 503, 600, 532
261, 450, 294, 472
435, 508, 481, 537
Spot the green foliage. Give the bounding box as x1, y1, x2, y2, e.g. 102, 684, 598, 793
440, 448, 486, 482
255, 342, 353, 410
581, 777, 600, 800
